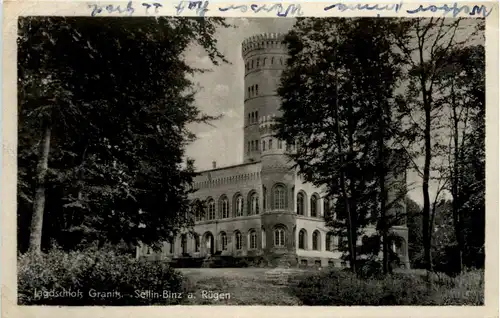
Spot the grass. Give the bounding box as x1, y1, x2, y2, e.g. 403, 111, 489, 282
179, 267, 484, 306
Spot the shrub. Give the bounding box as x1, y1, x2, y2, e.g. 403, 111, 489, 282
288, 268, 484, 305
18, 246, 185, 305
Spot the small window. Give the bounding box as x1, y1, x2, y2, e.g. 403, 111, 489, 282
256, 111, 258, 120
248, 141, 251, 153
269, 138, 273, 149
220, 232, 228, 251
251, 60, 254, 68
235, 231, 243, 250
271, 57, 274, 64
169, 240, 174, 253
278, 140, 283, 149
251, 86, 254, 96
262, 140, 266, 151
248, 87, 251, 97
256, 58, 260, 67
195, 235, 200, 252
256, 140, 259, 151
256, 85, 259, 95
249, 230, 257, 249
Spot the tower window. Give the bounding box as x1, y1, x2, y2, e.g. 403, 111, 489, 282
256, 140, 259, 151
271, 57, 274, 64
256, 58, 260, 67
251, 86, 254, 96
263, 58, 267, 66
256, 85, 259, 95
262, 140, 266, 151
269, 138, 273, 149
274, 227, 285, 247
256, 111, 258, 120
273, 185, 286, 210
248, 87, 251, 97
248, 141, 251, 153
251, 60, 254, 68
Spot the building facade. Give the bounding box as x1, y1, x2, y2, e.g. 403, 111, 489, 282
137, 33, 410, 268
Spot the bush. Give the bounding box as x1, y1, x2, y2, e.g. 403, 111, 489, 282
18, 246, 185, 305
288, 268, 484, 305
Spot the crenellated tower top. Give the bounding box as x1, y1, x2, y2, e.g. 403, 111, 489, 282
241, 33, 287, 57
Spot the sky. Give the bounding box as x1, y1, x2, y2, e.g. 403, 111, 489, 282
182, 18, 483, 206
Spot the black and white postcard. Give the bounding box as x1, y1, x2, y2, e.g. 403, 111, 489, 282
2, 1, 499, 318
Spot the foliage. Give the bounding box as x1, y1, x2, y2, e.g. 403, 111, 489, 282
18, 246, 185, 305
17, 17, 230, 252
288, 267, 484, 305
275, 17, 408, 270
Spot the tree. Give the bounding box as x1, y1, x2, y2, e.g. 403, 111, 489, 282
393, 18, 483, 272
18, 17, 230, 253
275, 18, 405, 272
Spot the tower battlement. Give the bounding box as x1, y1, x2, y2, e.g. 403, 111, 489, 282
242, 33, 287, 56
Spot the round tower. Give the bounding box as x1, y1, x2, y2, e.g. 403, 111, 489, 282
242, 33, 297, 266
241, 33, 288, 163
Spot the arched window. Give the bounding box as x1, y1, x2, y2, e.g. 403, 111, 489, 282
274, 227, 285, 247
298, 229, 307, 249
235, 194, 244, 217
263, 57, 267, 65
169, 238, 175, 253
235, 231, 242, 250
269, 138, 273, 149
326, 233, 335, 251
181, 234, 188, 254
261, 228, 266, 249
256, 111, 259, 121
297, 192, 305, 215
247, 87, 251, 97
219, 196, 229, 219
278, 140, 283, 149
312, 231, 320, 250
194, 234, 200, 252
323, 198, 330, 218
273, 185, 286, 210
251, 86, 254, 96
256, 58, 260, 67
220, 232, 228, 251
250, 192, 259, 215
262, 140, 266, 151
256, 139, 260, 151
311, 195, 318, 217
207, 199, 216, 220
256, 84, 259, 95
249, 230, 257, 249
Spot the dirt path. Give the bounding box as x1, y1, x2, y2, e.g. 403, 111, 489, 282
178, 268, 305, 305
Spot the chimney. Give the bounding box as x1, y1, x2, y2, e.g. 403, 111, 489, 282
212, 161, 217, 169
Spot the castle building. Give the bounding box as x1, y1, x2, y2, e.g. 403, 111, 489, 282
137, 33, 410, 268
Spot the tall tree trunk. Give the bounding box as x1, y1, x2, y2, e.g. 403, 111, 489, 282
450, 81, 464, 272
422, 103, 432, 273
379, 119, 389, 275
333, 34, 356, 273
29, 124, 51, 253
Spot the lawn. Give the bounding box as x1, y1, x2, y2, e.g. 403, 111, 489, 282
179, 268, 306, 305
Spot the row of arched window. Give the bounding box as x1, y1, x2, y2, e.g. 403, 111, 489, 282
245, 56, 284, 72
248, 110, 259, 124
193, 187, 331, 220
218, 229, 260, 251
298, 230, 337, 251
248, 139, 260, 153
247, 85, 259, 98
195, 192, 260, 220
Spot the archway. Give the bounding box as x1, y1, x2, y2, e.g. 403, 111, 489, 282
204, 232, 215, 255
